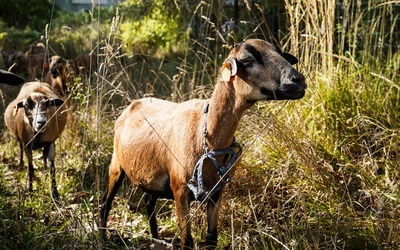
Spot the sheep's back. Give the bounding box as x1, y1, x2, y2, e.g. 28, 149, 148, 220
4, 100, 27, 139
113, 97, 209, 186
16, 82, 56, 99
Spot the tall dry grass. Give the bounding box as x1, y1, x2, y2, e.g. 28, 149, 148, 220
229, 0, 400, 249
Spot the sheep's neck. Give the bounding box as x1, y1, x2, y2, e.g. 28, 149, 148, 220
206, 80, 249, 150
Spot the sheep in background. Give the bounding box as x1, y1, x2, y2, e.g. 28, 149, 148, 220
47, 55, 75, 98
2, 49, 15, 69
25, 42, 46, 55
7, 51, 50, 81
71, 53, 97, 76
4, 81, 68, 200
46, 53, 97, 98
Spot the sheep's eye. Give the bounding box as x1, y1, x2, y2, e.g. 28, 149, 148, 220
40, 100, 49, 107
240, 57, 254, 66
25, 100, 34, 109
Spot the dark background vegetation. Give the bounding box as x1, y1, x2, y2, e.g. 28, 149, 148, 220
0, 0, 399, 249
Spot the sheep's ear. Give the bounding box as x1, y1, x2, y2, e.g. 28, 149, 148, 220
282, 52, 298, 65
50, 98, 64, 107
13, 102, 24, 115
221, 57, 237, 82
0, 69, 25, 85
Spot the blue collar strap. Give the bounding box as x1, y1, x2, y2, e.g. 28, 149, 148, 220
188, 142, 242, 203
188, 104, 243, 203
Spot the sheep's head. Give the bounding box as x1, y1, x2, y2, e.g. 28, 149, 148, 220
2, 50, 12, 68
15, 93, 64, 133
7, 51, 25, 72
49, 55, 75, 78
26, 43, 45, 55
221, 39, 307, 101
49, 55, 67, 78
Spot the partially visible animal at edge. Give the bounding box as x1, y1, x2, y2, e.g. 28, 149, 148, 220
4, 81, 68, 200
0, 69, 25, 85
100, 39, 307, 249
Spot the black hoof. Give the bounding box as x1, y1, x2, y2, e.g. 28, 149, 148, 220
52, 189, 60, 201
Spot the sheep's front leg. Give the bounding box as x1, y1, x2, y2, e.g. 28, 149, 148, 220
43, 143, 59, 200
100, 159, 126, 238
172, 183, 193, 249
24, 146, 34, 192
206, 191, 223, 249
18, 141, 24, 170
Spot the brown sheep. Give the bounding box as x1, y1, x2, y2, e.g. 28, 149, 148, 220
100, 39, 307, 249
47, 55, 75, 98
4, 81, 68, 200
25, 42, 46, 55
46, 53, 97, 98
71, 53, 97, 76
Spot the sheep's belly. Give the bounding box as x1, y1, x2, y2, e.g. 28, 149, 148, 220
137, 173, 175, 199
141, 173, 169, 191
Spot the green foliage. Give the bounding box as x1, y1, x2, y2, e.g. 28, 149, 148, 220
0, 0, 54, 30
118, 0, 185, 55
0, 27, 42, 51
48, 8, 112, 57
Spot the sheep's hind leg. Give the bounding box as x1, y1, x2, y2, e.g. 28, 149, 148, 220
44, 143, 59, 200
144, 192, 159, 239
100, 163, 126, 238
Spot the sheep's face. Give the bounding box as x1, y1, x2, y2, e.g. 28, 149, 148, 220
16, 93, 64, 133
222, 39, 307, 101
7, 52, 25, 72
2, 50, 12, 68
